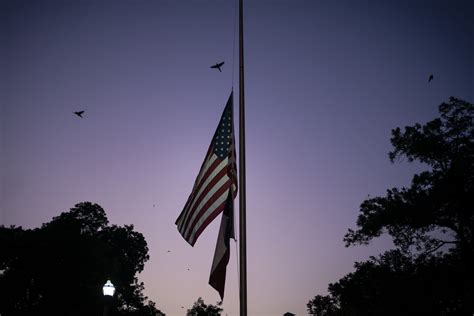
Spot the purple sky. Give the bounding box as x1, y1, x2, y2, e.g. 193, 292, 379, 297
1, 0, 473, 315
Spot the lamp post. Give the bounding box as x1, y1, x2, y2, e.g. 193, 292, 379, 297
102, 280, 115, 316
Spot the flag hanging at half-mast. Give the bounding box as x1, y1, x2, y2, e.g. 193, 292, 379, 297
209, 187, 235, 299
175, 92, 237, 246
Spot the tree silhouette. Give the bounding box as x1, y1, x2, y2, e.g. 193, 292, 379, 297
308, 250, 466, 315
308, 97, 473, 315
307, 295, 338, 316
344, 97, 473, 259
186, 297, 222, 316
0, 202, 164, 316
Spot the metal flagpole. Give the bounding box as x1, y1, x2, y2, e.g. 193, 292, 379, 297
238, 0, 247, 315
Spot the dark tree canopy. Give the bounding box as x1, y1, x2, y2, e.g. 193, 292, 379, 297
307, 294, 338, 316
307, 250, 467, 316
309, 97, 474, 315
344, 97, 473, 259
186, 297, 222, 316
0, 202, 164, 316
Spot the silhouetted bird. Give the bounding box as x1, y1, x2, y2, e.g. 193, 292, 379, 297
428, 74, 434, 82
74, 111, 84, 118
187, 268, 190, 271
167, 250, 171, 253
210, 62, 224, 72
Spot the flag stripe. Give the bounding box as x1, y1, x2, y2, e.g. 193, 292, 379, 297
176, 153, 219, 230
179, 156, 227, 231
178, 156, 228, 234
192, 149, 216, 197
183, 176, 231, 241
175, 146, 214, 227
186, 180, 232, 244
189, 183, 232, 245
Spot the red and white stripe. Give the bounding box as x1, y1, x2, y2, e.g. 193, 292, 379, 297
176, 148, 236, 246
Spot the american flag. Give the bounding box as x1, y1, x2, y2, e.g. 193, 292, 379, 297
176, 92, 237, 246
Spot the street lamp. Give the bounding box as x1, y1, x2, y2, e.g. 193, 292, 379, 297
102, 280, 115, 297
103, 280, 115, 316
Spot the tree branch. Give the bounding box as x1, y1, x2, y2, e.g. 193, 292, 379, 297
425, 240, 458, 254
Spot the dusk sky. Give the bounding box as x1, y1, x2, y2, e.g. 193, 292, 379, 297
1, 0, 473, 315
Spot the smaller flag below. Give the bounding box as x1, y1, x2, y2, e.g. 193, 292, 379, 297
209, 188, 235, 300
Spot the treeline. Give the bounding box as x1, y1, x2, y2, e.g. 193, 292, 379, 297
0, 202, 164, 316
308, 97, 474, 315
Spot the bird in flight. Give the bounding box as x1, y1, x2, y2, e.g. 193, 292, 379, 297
167, 250, 171, 253
74, 111, 85, 118
428, 74, 434, 82
210, 62, 224, 72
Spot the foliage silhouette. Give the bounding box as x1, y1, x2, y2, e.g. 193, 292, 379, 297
344, 97, 473, 260
308, 250, 467, 315
308, 97, 473, 315
0, 202, 164, 316
307, 294, 338, 316
186, 297, 222, 316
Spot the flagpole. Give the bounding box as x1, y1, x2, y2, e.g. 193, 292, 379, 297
238, 0, 247, 315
